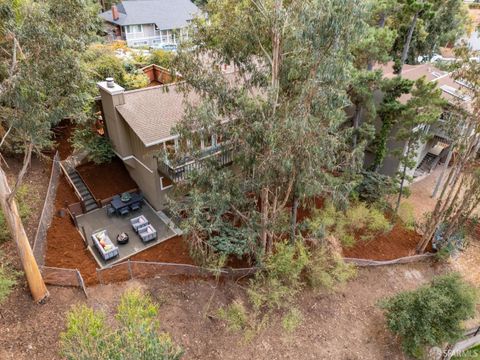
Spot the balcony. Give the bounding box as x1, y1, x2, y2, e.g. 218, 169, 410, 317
157, 146, 233, 183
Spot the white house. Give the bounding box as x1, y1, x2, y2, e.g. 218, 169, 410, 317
100, 0, 200, 48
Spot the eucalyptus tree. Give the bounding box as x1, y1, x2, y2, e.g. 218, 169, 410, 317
391, 0, 468, 74
371, 76, 413, 172
393, 78, 444, 213
170, 0, 366, 263
418, 48, 480, 253
0, 0, 101, 302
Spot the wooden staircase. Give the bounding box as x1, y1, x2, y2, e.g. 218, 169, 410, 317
66, 169, 99, 212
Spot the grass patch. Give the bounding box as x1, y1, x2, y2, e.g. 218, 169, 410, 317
0, 185, 32, 243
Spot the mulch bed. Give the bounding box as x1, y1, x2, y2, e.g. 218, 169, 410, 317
131, 236, 195, 264
76, 157, 137, 200
52, 119, 75, 160
45, 176, 99, 285
342, 222, 431, 261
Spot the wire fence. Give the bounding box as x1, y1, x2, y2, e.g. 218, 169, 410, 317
40, 266, 88, 298
96, 260, 258, 285
32, 152, 61, 266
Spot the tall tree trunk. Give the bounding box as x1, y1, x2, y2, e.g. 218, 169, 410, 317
431, 145, 453, 198
290, 191, 299, 245
352, 105, 363, 148
395, 142, 411, 214
260, 187, 269, 256
399, 12, 419, 75
0, 166, 49, 303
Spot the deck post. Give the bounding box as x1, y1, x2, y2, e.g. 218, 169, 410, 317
128, 259, 133, 279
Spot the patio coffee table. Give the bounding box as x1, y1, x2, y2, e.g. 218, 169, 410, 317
116, 232, 129, 245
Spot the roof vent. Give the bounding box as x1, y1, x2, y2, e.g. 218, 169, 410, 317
106, 77, 115, 88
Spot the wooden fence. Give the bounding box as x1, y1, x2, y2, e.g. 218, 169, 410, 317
343, 253, 435, 267
40, 266, 88, 298
32, 152, 61, 265
95, 260, 257, 285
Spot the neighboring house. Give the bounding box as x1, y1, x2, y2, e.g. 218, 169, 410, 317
97, 74, 233, 210
365, 62, 473, 179
100, 0, 200, 48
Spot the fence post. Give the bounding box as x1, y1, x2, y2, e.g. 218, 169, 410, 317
75, 269, 88, 298
96, 268, 102, 285
81, 226, 88, 248
128, 259, 133, 280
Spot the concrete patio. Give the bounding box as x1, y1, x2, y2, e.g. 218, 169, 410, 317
76, 203, 181, 268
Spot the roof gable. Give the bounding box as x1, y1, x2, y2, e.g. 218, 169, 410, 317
100, 0, 200, 30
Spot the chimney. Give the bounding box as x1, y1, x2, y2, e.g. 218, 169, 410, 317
112, 4, 120, 21
106, 77, 115, 88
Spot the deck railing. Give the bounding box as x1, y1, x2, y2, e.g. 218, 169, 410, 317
157, 147, 233, 183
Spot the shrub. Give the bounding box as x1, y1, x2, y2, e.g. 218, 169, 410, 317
219, 241, 309, 338
60, 289, 183, 360
380, 273, 477, 359
149, 49, 175, 69
355, 171, 395, 204
282, 308, 303, 333
306, 247, 357, 291
397, 202, 416, 230
0, 184, 32, 243
307, 202, 391, 247
71, 126, 115, 165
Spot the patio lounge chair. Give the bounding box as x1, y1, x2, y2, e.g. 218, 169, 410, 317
91, 230, 119, 261
119, 207, 130, 216
130, 215, 148, 232
138, 224, 157, 243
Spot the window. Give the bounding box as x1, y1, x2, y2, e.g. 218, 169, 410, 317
125, 24, 143, 34
203, 133, 213, 149
133, 41, 148, 47
160, 177, 173, 189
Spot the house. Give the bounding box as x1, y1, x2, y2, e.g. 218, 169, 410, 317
100, 0, 200, 48
365, 62, 473, 179
97, 73, 234, 211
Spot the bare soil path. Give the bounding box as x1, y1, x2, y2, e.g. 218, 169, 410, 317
0, 261, 443, 360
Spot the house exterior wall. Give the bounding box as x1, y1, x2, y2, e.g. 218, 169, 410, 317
98, 81, 172, 211
98, 86, 132, 157
122, 23, 187, 48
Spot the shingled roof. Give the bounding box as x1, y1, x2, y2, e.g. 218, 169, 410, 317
100, 0, 200, 30
116, 82, 199, 147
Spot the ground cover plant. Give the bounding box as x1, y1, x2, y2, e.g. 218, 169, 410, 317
60, 289, 183, 360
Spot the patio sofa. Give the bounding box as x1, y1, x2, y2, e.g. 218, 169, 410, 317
138, 224, 157, 243
92, 230, 119, 261
130, 215, 149, 232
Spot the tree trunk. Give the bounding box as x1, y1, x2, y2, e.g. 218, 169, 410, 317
260, 187, 269, 256
399, 12, 419, 75
290, 191, 299, 245
431, 146, 453, 198
352, 105, 363, 147
0, 166, 49, 303
395, 143, 410, 214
